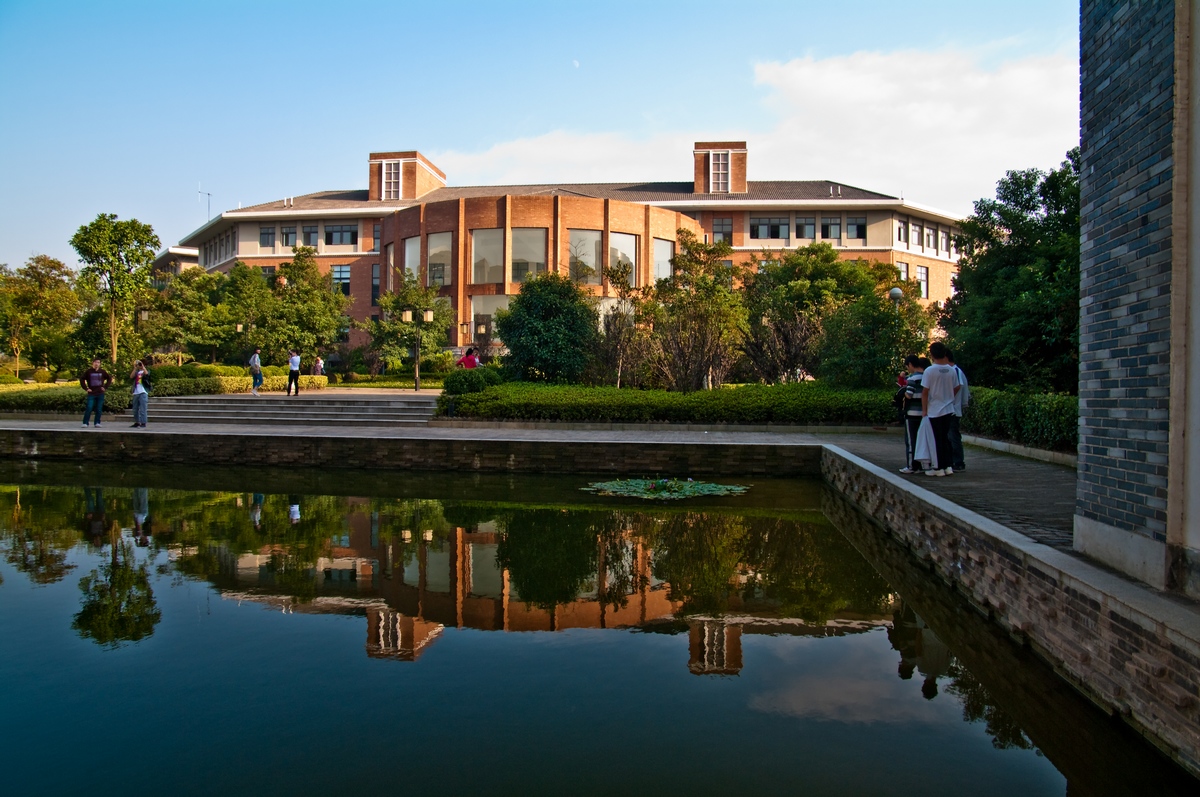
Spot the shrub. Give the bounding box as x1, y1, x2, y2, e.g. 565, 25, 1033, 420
496, 273, 599, 383
442, 367, 503, 396
181, 363, 246, 378
0, 385, 131, 414
961, 386, 1077, 452
420, 350, 455, 375
261, 365, 286, 377
32, 369, 53, 383
0, 375, 24, 385
152, 365, 185, 380
443, 382, 894, 425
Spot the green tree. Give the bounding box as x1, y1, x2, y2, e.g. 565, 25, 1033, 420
495, 272, 599, 383
645, 229, 746, 391
223, 262, 277, 363
742, 243, 881, 383
148, 268, 231, 363
18, 255, 84, 376
816, 281, 932, 389
72, 536, 162, 648
70, 214, 160, 364
598, 257, 646, 387
940, 148, 1081, 393
259, 247, 350, 362
360, 270, 453, 371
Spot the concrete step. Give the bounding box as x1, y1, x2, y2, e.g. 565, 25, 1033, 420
142, 414, 432, 427
147, 394, 438, 426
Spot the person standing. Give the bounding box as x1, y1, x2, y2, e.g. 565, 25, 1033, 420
287, 349, 301, 396
80, 358, 112, 427
129, 360, 151, 428
921, 342, 960, 477
313, 355, 324, 376
249, 347, 264, 397
898, 355, 926, 474
946, 351, 970, 471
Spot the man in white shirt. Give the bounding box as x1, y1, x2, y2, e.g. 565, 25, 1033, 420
287, 349, 301, 396
921, 341, 960, 476
947, 351, 970, 471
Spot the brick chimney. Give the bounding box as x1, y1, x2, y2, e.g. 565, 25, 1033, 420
693, 142, 747, 194
368, 151, 446, 201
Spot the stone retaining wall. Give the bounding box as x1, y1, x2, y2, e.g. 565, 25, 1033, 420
821, 444, 1200, 777
0, 428, 821, 477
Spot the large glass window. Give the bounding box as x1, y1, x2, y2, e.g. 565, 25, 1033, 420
653, 238, 674, 281
259, 226, 275, 247
568, 229, 602, 285
821, 217, 842, 240
302, 225, 319, 246
750, 217, 789, 240
332, 265, 350, 296
326, 224, 358, 246
373, 224, 381, 252
403, 236, 420, 279
472, 229, 504, 284
712, 217, 732, 243
383, 161, 400, 200
847, 217, 867, 241
385, 243, 395, 290
609, 232, 638, 286
916, 266, 929, 299
796, 217, 815, 239
512, 228, 547, 282
281, 226, 296, 247
427, 232, 452, 287
371, 264, 380, 305
471, 295, 510, 342
710, 151, 729, 193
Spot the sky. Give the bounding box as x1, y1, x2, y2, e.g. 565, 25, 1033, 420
0, 0, 1080, 269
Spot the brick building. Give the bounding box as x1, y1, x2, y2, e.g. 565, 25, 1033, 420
176, 142, 961, 347
1077, 0, 1199, 597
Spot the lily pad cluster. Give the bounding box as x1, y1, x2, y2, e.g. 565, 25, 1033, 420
582, 478, 749, 500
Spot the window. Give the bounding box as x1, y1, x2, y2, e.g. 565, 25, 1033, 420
427, 232, 452, 287
609, 232, 638, 286
750, 217, 789, 239
712, 217, 732, 243
302, 225, 319, 246
911, 224, 922, 247
332, 265, 351, 296
472, 229, 504, 283
261, 265, 276, 277
385, 243, 395, 290
796, 217, 815, 239
373, 224, 381, 252
383, 161, 400, 200
925, 229, 936, 249
259, 226, 275, 247
512, 228, 547, 282
939, 231, 949, 251
653, 238, 674, 281
821, 217, 842, 240
897, 222, 908, 243
711, 151, 729, 193
371, 264, 380, 305
403, 236, 420, 279
897, 262, 908, 281
846, 217, 867, 241
326, 224, 358, 246
568, 229, 602, 285
281, 226, 296, 247
916, 266, 929, 299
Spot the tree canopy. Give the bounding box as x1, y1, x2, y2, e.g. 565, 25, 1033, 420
360, 270, 454, 371
496, 272, 599, 382
940, 148, 1081, 393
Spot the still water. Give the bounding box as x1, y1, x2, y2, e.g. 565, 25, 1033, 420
0, 463, 1192, 796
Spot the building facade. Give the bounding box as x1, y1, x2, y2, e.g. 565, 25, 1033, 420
1077, 0, 1199, 598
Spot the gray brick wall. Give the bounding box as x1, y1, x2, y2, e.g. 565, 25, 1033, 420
1078, 1, 1175, 541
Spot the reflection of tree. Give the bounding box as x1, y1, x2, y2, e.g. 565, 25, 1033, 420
72, 538, 161, 648
945, 661, 1034, 750
497, 509, 598, 611
648, 512, 747, 613
2, 488, 78, 585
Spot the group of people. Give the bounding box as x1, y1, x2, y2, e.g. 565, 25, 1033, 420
80, 358, 150, 428
897, 341, 970, 477
249, 348, 322, 397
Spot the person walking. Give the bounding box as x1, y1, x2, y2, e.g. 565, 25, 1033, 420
921, 342, 961, 477
129, 360, 151, 428
249, 347, 264, 397
898, 355, 926, 474
80, 358, 112, 427
287, 349, 301, 396
946, 351, 970, 471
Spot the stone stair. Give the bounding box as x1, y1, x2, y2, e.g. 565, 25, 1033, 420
147, 393, 439, 427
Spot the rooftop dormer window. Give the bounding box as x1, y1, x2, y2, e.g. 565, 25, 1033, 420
383, 161, 401, 200
710, 151, 729, 193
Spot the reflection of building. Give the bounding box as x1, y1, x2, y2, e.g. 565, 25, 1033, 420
689, 620, 742, 675
171, 140, 962, 347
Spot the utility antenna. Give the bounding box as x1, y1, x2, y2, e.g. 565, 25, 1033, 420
198, 183, 212, 220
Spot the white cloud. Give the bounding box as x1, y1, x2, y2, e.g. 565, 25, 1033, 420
429, 47, 1078, 217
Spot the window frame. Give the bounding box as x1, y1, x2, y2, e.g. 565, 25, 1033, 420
302, 225, 319, 247
821, 217, 842, 240
259, 225, 276, 248
712, 217, 733, 243
332, 264, 351, 296
383, 161, 401, 200
281, 226, 296, 247
325, 224, 358, 246
846, 217, 867, 242
796, 217, 815, 239
710, 151, 730, 193
916, 265, 929, 299
749, 217, 789, 240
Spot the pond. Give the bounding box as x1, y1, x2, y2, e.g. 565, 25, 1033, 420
0, 463, 1193, 796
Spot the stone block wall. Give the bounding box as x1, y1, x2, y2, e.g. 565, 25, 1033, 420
1078, 1, 1176, 540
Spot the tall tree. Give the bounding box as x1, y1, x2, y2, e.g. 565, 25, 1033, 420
360, 270, 454, 371
0, 255, 82, 377
940, 148, 1081, 393
495, 272, 599, 383
70, 214, 160, 364
259, 246, 350, 362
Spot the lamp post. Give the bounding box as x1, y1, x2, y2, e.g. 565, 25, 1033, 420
403, 308, 435, 391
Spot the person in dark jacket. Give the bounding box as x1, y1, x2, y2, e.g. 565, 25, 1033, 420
80, 358, 112, 427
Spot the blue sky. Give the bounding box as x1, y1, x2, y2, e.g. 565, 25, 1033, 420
0, 0, 1079, 268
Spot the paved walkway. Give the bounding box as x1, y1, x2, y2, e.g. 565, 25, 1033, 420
0, 417, 1076, 550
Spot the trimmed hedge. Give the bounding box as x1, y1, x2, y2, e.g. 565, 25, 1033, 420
444, 382, 895, 425
961, 386, 1077, 452
0, 376, 329, 413
442, 367, 503, 396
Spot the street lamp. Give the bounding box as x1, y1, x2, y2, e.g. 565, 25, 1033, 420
405, 308, 436, 391
888, 286, 904, 310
